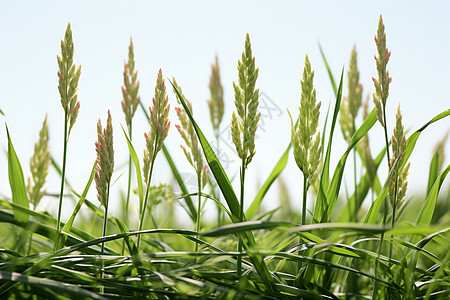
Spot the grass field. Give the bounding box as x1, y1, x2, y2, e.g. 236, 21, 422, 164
0, 15, 449, 299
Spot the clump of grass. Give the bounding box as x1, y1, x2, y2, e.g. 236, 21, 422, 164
55, 22, 81, 250
0, 16, 449, 300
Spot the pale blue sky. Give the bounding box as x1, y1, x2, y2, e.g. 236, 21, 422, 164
1, 1, 449, 221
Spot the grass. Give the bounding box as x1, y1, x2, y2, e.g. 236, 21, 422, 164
1, 16, 449, 299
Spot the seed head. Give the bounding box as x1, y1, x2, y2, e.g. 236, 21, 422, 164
292, 55, 322, 188
27, 116, 51, 209
121, 37, 141, 129
57, 23, 81, 135
231, 33, 261, 166
95, 111, 114, 208
208, 55, 224, 136
173, 78, 207, 180
388, 105, 409, 211
143, 69, 170, 183
372, 15, 392, 127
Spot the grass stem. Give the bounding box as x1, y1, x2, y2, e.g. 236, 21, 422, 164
55, 113, 68, 251
137, 139, 158, 250
237, 158, 246, 277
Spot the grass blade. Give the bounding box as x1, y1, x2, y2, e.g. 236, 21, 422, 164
416, 163, 450, 226
319, 44, 337, 96
323, 108, 377, 222
162, 145, 197, 222
59, 159, 96, 248
121, 124, 144, 213
313, 67, 344, 223
246, 145, 290, 220
402, 109, 450, 169
6, 125, 29, 224
0, 270, 108, 300
170, 80, 276, 294
426, 143, 441, 197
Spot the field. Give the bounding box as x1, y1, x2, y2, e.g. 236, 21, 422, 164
0, 14, 449, 299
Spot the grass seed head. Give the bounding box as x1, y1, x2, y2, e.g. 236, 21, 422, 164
389, 105, 409, 211
121, 37, 141, 129
173, 78, 205, 179
292, 55, 322, 186
372, 14, 392, 128
143, 69, 170, 183
208, 55, 224, 136
95, 110, 114, 208
231, 33, 261, 166
57, 23, 81, 135
27, 116, 50, 209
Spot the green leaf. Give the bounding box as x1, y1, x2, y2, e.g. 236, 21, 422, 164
246, 145, 290, 220
0, 109, 4, 116
416, 163, 450, 226
426, 148, 440, 197
0, 270, 108, 300
121, 124, 144, 212
318, 44, 337, 96
162, 145, 197, 222
59, 159, 96, 248
402, 109, 450, 169
323, 108, 377, 222
170, 80, 276, 294
313, 67, 344, 223
6, 125, 29, 224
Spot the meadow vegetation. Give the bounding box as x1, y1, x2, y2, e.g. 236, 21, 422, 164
0, 15, 449, 299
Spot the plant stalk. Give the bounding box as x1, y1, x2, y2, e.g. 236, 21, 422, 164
237, 158, 246, 277
55, 113, 68, 251
195, 173, 202, 261
100, 183, 110, 294
137, 140, 158, 250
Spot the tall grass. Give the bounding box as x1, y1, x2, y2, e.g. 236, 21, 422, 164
0, 16, 449, 299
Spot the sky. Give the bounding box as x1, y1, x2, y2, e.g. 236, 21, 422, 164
1, 1, 449, 223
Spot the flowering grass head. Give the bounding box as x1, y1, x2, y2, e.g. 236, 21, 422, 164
143, 69, 170, 184
121, 38, 140, 129
208, 55, 224, 136
231, 33, 260, 167
372, 15, 392, 127
27, 116, 50, 209
173, 79, 207, 188
95, 111, 114, 208
292, 55, 322, 187
389, 105, 410, 211
57, 23, 81, 135
340, 45, 363, 142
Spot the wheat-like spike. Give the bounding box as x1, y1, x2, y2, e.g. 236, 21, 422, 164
27, 116, 51, 209
173, 78, 206, 177
340, 46, 363, 143
231, 33, 261, 166
388, 105, 409, 211
95, 111, 114, 208
372, 15, 392, 128
292, 55, 322, 183
57, 23, 81, 136
143, 69, 170, 183
121, 37, 141, 128
208, 55, 224, 135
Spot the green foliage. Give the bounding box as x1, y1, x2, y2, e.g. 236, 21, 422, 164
0, 16, 449, 300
